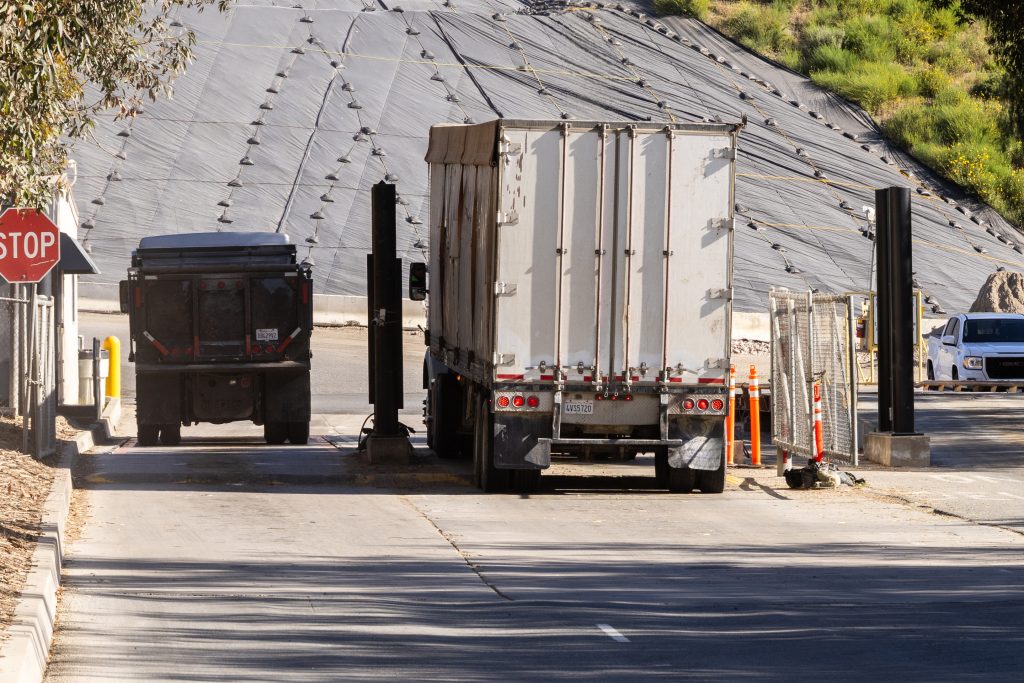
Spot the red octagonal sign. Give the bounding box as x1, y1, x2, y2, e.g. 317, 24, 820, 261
0, 208, 61, 284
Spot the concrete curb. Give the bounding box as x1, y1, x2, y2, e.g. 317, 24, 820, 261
0, 398, 121, 683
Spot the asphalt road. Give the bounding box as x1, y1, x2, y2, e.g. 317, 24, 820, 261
45, 313, 1024, 680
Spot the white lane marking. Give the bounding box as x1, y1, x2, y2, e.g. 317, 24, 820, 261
597, 624, 630, 643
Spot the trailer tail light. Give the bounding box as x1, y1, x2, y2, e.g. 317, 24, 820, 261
623, 394, 633, 401
678, 395, 727, 415
711, 398, 724, 411
526, 395, 539, 408
596, 393, 604, 400
697, 399, 709, 411
683, 398, 695, 410
512, 395, 525, 408
497, 395, 510, 408
240, 377, 251, 388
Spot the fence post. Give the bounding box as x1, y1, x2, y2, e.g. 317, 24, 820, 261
749, 365, 761, 466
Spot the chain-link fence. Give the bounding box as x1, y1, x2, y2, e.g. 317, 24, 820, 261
1, 286, 58, 458
770, 290, 858, 468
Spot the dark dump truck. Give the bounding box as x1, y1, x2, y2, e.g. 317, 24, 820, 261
120, 232, 313, 446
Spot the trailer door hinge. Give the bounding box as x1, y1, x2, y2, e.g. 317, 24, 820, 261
494, 281, 517, 296
493, 352, 515, 367
498, 210, 519, 226
706, 358, 726, 369
708, 287, 732, 301
719, 147, 738, 160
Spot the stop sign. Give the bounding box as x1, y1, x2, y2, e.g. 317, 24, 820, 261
0, 208, 61, 284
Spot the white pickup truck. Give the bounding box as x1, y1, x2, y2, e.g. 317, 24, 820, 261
926, 313, 1024, 381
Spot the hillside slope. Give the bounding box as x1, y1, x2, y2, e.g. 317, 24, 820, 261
658, 0, 1022, 228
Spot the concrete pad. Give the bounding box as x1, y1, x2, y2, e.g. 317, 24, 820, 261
865, 432, 931, 467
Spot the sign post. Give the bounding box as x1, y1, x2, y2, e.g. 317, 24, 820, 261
0, 208, 61, 453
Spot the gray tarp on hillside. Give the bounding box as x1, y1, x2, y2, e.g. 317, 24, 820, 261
71, 0, 1024, 313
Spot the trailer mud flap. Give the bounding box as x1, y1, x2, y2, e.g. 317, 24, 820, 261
137, 373, 182, 425
264, 370, 311, 422
667, 419, 724, 472
493, 414, 552, 469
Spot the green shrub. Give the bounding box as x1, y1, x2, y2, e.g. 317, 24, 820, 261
932, 96, 1000, 146
652, 0, 709, 19
722, 2, 793, 55
842, 16, 897, 62
916, 66, 951, 98
806, 44, 857, 73
938, 142, 1004, 205
812, 61, 917, 112
884, 102, 937, 147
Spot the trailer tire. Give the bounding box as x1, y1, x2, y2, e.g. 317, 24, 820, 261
159, 424, 181, 446
475, 396, 509, 493
512, 469, 541, 494
138, 424, 159, 447
288, 421, 310, 444
697, 457, 726, 494
654, 449, 669, 486
430, 374, 461, 459
264, 421, 288, 445
667, 466, 696, 493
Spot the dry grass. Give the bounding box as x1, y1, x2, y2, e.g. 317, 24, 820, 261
0, 415, 66, 642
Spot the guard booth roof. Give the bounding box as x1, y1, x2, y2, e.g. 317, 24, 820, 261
70, 0, 1024, 315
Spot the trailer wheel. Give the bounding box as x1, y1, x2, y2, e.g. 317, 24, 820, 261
654, 449, 669, 486
288, 421, 310, 445
159, 424, 181, 446
264, 421, 288, 445
475, 395, 509, 493
667, 466, 696, 493
137, 424, 159, 447
512, 469, 541, 494
697, 457, 726, 494
430, 374, 461, 459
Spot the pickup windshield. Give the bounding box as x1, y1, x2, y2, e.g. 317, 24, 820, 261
962, 318, 1024, 343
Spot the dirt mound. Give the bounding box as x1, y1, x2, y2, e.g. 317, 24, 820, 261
969, 271, 1024, 313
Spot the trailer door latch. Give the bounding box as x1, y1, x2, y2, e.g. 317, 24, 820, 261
494, 281, 517, 296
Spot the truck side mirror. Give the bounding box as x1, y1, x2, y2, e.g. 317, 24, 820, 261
409, 262, 428, 301
119, 280, 130, 314
941, 334, 956, 346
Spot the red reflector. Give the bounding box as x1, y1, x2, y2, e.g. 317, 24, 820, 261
697, 399, 710, 410
199, 281, 207, 289
596, 394, 604, 401
253, 345, 261, 354
512, 395, 525, 408
631, 376, 639, 382
218, 281, 225, 289
683, 398, 695, 410
497, 396, 510, 408
240, 377, 251, 388
526, 395, 539, 408
236, 280, 244, 289
624, 394, 633, 401
610, 394, 618, 400
668, 377, 682, 383
583, 376, 592, 382
712, 398, 724, 411
540, 374, 554, 381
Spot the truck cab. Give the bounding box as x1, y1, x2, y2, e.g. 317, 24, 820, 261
927, 313, 1024, 381
121, 232, 313, 446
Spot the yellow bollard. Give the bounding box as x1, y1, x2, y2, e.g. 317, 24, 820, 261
102, 336, 121, 399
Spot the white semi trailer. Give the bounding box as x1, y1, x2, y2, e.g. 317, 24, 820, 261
410, 119, 740, 493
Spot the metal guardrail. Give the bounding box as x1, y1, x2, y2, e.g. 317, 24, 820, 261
918, 381, 1024, 393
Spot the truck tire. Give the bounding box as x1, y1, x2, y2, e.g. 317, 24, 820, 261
667, 466, 696, 493
475, 395, 509, 493
138, 424, 159, 447
264, 421, 288, 445
512, 468, 541, 494
430, 374, 461, 459
288, 421, 310, 444
159, 424, 181, 446
654, 449, 669, 486
927, 361, 934, 381
697, 457, 726, 494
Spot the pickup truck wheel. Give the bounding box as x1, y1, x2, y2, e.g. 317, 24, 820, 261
159, 424, 181, 446
288, 421, 310, 445
137, 424, 159, 447
264, 421, 288, 445
926, 361, 935, 381
475, 396, 509, 493
697, 457, 726, 494
952, 366, 959, 381
667, 466, 696, 493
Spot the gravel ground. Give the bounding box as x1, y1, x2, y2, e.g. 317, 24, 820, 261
0, 415, 76, 643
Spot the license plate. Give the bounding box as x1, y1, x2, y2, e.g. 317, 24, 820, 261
563, 400, 594, 415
